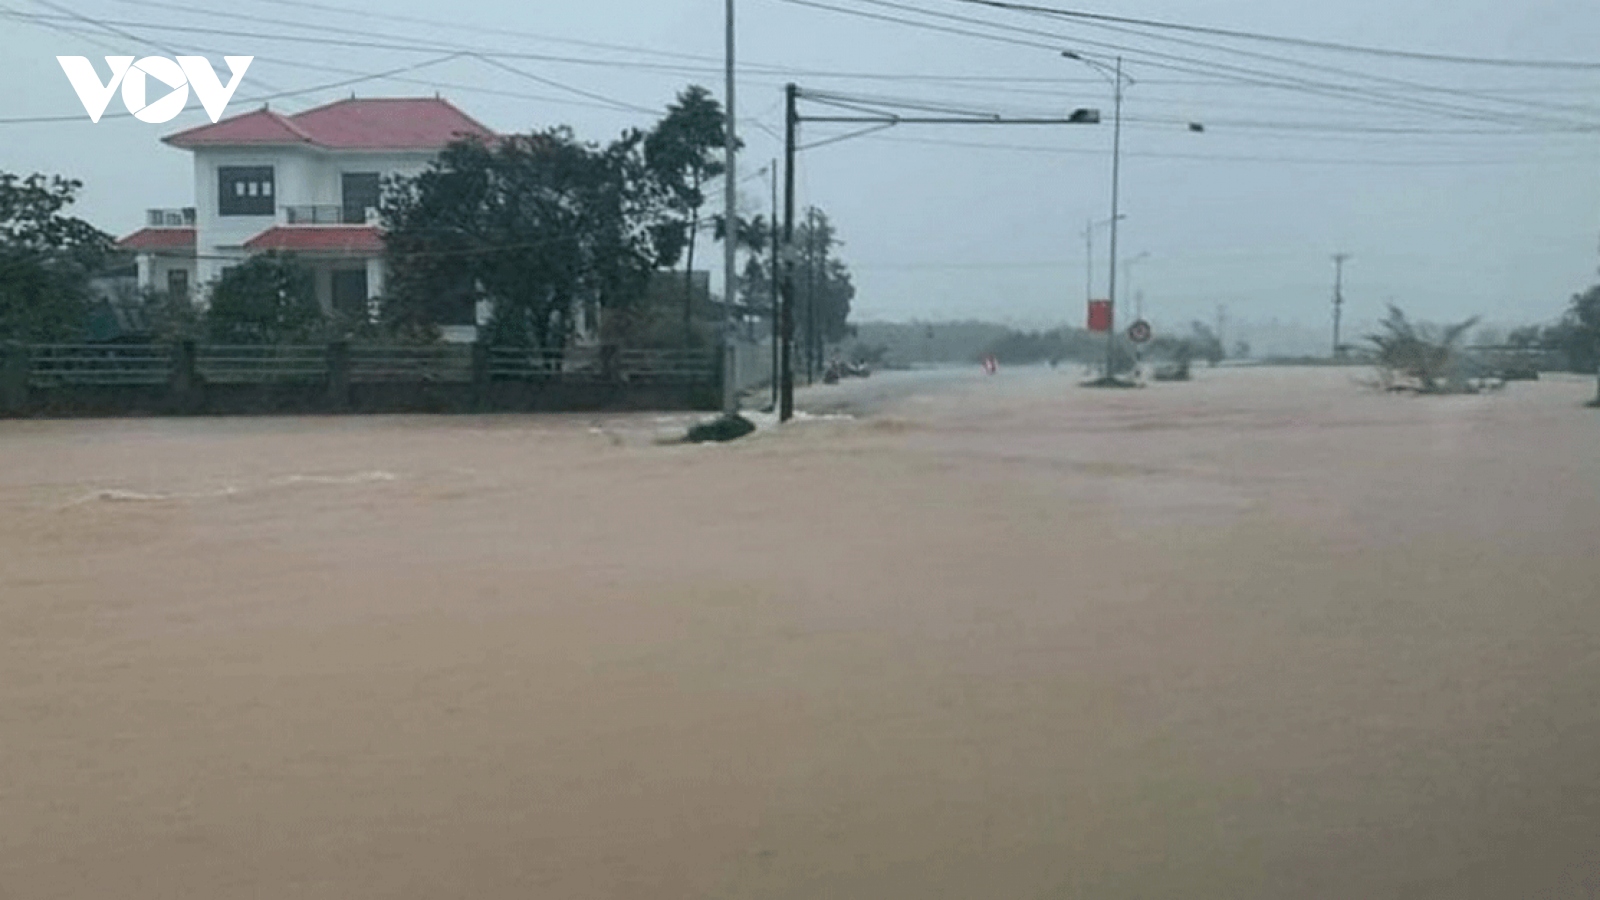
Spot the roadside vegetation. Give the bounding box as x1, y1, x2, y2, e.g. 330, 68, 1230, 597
1366, 305, 1481, 394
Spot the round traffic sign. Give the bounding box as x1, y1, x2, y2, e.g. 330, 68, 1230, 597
1127, 319, 1153, 344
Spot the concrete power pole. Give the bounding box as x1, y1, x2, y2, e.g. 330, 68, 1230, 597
769, 160, 779, 412
1104, 56, 1124, 381
1332, 253, 1351, 358
721, 0, 739, 415
1084, 218, 1094, 318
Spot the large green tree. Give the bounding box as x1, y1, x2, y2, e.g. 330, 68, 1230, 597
1540, 285, 1600, 374
714, 212, 774, 324
0, 173, 112, 341
205, 251, 325, 344
644, 86, 730, 343
793, 207, 857, 369
381, 127, 673, 348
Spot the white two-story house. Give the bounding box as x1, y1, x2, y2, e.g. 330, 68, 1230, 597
116, 96, 497, 333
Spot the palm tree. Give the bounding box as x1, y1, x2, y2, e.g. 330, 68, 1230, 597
1367, 304, 1480, 393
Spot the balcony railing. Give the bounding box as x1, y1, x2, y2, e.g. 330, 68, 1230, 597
283, 205, 378, 225
146, 207, 196, 227
283, 204, 341, 225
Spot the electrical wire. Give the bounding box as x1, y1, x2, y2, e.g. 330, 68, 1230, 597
0, 50, 467, 124
815, 0, 1599, 130
1, 9, 662, 122
800, 126, 1596, 167
943, 0, 1600, 70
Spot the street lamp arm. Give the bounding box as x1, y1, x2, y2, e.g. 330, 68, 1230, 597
1061, 50, 1134, 87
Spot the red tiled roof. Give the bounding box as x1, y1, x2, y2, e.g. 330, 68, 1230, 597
117, 227, 196, 252
165, 97, 497, 151
243, 226, 384, 254
164, 108, 316, 148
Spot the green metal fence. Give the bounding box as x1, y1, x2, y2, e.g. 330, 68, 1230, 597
196, 345, 328, 384
27, 344, 173, 387
6, 343, 718, 387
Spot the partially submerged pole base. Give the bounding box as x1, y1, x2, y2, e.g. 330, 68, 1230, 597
1080, 375, 1141, 389
686, 413, 756, 443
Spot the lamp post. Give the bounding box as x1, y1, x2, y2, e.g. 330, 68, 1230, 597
1064, 52, 1128, 380
722, 0, 739, 415
1063, 51, 1203, 382
1332, 252, 1351, 358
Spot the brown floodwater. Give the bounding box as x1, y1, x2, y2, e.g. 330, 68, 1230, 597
2, 366, 1598, 898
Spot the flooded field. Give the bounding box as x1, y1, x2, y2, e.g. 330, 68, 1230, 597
2, 366, 1598, 899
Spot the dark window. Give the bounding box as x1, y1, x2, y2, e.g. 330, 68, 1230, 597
331, 269, 369, 319
218, 166, 274, 216
166, 268, 188, 301
342, 172, 381, 224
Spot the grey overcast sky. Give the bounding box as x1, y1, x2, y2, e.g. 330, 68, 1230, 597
5, 0, 1599, 340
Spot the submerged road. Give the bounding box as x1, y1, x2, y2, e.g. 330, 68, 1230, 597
2, 366, 1598, 899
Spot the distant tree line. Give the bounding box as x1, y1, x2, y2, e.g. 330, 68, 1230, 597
841, 320, 1224, 370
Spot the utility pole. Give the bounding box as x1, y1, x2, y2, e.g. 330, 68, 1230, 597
1332, 252, 1351, 358
1107, 57, 1124, 379
1084, 218, 1094, 316
721, 0, 739, 415
779, 83, 797, 422
769, 159, 779, 412
805, 207, 818, 384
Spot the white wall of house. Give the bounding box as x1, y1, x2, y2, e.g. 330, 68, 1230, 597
190, 146, 435, 294
135, 253, 198, 298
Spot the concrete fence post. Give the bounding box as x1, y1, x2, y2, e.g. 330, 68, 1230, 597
471, 342, 490, 410
327, 340, 350, 411
600, 343, 620, 383
1, 341, 29, 415
171, 340, 198, 413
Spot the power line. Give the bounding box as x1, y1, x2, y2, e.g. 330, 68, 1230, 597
818, 0, 1597, 130
965, 0, 1600, 120
792, 85, 1597, 137
775, 0, 1600, 133
22, 5, 1596, 133
230, 0, 736, 68
0, 51, 467, 124
472, 55, 661, 115
28, 1, 1238, 89
804, 127, 1595, 167
2, 10, 660, 121
26, 0, 299, 100
6, 13, 672, 120
943, 0, 1600, 70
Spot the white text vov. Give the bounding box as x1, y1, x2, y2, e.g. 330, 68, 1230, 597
57, 56, 253, 124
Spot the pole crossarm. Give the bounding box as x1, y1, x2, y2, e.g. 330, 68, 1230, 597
792, 87, 1101, 132
773, 82, 1103, 421
800, 115, 1101, 125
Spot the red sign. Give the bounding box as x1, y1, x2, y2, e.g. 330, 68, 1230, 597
1087, 300, 1113, 333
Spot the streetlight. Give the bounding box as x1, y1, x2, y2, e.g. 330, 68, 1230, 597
722, 0, 739, 415
1063, 51, 1128, 381
1064, 50, 1203, 382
